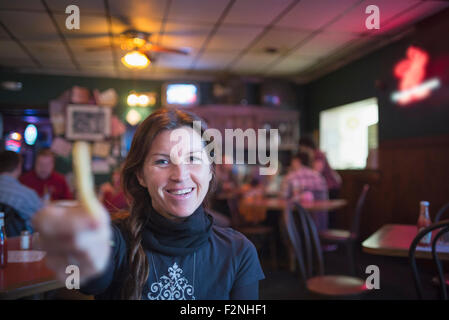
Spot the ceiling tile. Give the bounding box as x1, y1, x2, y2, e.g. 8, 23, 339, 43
54, 13, 110, 40
67, 36, 111, 53
45, 0, 105, 14
169, 0, 230, 24
161, 21, 211, 49
267, 56, 317, 75
231, 53, 279, 74
0, 40, 33, 60
52, 13, 114, 63
293, 31, 359, 58
0, 27, 10, 39
0, 0, 45, 11
23, 41, 70, 61
276, 0, 361, 30
250, 27, 311, 54
74, 50, 114, 64
206, 25, 263, 51
39, 59, 77, 69
195, 51, 239, 70
223, 0, 291, 26
109, 0, 167, 20
0, 11, 59, 41
328, 0, 421, 34
151, 47, 198, 69
81, 64, 116, 72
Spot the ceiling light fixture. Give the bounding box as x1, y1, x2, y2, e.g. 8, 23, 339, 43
121, 50, 150, 69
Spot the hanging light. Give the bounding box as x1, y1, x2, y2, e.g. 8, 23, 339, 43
121, 50, 150, 69
138, 94, 150, 107
127, 93, 139, 106
126, 109, 142, 126
127, 91, 156, 107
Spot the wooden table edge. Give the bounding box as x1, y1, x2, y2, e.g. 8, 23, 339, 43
0, 277, 64, 300
361, 224, 449, 260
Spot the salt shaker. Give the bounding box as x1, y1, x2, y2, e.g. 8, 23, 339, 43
20, 231, 31, 250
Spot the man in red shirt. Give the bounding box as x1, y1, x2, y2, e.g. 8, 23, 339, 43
20, 148, 72, 201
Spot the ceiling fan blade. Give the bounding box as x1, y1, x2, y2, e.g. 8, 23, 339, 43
144, 44, 189, 55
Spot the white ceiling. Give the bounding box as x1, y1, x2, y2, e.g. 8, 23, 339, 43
0, 0, 448, 81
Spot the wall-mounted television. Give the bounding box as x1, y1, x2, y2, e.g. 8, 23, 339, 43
162, 82, 200, 107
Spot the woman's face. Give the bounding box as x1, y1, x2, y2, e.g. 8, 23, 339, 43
137, 126, 212, 220
314, 159, 325, 173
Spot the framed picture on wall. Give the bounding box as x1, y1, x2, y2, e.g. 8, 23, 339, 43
66, 104, 111, 141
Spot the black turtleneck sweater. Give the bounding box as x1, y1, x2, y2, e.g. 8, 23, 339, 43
80, 205, 265, 300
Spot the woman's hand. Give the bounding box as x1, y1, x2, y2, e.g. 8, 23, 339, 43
32, 201, 112, 284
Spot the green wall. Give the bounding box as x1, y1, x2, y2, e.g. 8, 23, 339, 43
0, 71, 187, 121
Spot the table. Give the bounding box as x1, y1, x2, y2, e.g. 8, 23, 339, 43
238, 197, 347, 223
362, 224, 449, 260
0, 237, 63, 300
241, 198, 347, 212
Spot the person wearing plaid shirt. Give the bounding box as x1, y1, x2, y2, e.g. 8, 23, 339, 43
281, 151, 329, 231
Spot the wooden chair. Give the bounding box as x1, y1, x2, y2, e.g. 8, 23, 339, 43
283, 202, 369, 298
319, 184, 370, 275
432, 202, 449, 291
409, 219, 449, 300
434, 201, 449, 222
227, 196, 277, 270
0, 202, 30, 237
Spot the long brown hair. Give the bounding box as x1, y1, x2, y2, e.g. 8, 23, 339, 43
120, 108, 216, 299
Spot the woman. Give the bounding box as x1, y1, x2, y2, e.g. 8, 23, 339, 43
99, 165, 128, 213
33, 108, 264, 300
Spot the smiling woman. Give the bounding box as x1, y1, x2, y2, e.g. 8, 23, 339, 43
32, 108, 264, 300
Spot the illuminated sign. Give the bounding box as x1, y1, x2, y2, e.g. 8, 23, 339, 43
24, 124, 38, 145
391, 46, 440, 106
5, 131, 22, 152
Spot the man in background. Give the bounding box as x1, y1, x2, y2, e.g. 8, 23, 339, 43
0, 150, 43, 231
20, 148, 72, 201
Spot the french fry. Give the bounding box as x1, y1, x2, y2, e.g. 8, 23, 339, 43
72, 141, 107, 219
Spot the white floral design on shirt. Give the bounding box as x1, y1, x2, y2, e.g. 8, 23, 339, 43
148, 262, 195, 300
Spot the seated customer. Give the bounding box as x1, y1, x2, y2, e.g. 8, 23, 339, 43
281, 151, 329, 231
99, 166, 128, 213
299, 136, 341, 199
0, 150, 43, 232
20, 148, 72, 201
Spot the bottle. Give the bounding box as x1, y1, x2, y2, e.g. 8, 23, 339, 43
20, 230, 31, 250
0, 212, 7, 268
417, 201, 432, 246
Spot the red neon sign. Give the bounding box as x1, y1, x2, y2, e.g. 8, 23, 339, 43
392, 46, 440, 106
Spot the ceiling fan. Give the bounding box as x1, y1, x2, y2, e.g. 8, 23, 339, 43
87, 29, 189, 69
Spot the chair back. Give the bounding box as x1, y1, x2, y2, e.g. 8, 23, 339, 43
227, 196, 244, 227
0, 203, 30, 237
409, 219, 449, 299
434, 201, 449, 223
283, 202, 324, 285
350, 184, 370, 238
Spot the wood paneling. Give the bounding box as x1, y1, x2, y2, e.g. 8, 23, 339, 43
337, 134, 449, 240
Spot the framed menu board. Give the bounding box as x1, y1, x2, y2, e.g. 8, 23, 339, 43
66, 104, 111, 141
